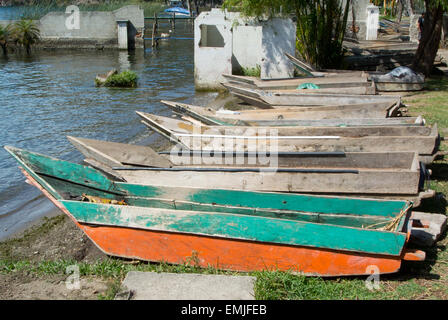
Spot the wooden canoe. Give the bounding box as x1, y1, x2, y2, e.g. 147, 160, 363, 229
284, 53, 425, 92
5, 145, 426, 276
225, 79, 377, 95
161, 100, 424, 127
136, 112, 441, 163
67, 136, 432, 203
222, 73, 370, 89
223, 82, 402, 107
229, 91, 403, 115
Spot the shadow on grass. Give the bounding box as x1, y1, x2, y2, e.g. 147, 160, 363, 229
425, 76, 448, 91
427, 162, 448, 181
417, 193, 447, 214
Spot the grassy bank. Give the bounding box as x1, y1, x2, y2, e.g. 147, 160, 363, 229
0, 78, 447, 300
11, 1, 166, 20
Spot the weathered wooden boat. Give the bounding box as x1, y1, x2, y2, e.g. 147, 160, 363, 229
67, 136, 434, 206
229, 91, 404, 114
5, 145, 426, 276
284, 53, 425, 92
136, 112, 441, 164
222, 73, 371, 91
201, 94, 403, 117
222, 82, 402, 108
162, 100, 424, 127
225, 78, 377, 95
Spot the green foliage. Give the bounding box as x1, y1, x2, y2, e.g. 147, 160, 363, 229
11, 19, 40, 55
222, 0, 350, 69
241, 65, 261, 77
103, 70, 138, 88
0, 24, 12, 55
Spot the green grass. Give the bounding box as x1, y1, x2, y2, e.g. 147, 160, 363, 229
241, 65, 261, 77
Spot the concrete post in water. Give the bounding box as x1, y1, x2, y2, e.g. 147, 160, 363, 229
366, 5, 379, 40
117, 20, 129, 50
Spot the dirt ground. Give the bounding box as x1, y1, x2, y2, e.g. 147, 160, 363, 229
0, 212, 110, 300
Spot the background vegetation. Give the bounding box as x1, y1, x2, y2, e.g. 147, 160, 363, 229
223, 0, 350, 69
4, 1, 168, 19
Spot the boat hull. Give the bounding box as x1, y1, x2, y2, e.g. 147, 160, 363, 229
24, 169, 406, 276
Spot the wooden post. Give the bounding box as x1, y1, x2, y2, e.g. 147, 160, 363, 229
151, 13, 159, 48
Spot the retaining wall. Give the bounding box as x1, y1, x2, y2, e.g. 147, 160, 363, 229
0, 5, 144, 49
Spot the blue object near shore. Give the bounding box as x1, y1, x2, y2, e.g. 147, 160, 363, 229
164, 7, 190, 15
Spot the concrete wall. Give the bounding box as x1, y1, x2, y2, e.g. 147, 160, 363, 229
260, 18, 295, 79
194, 9, 233, 90
39, 11, 117, 39
232, 25, 262, 73
194, 9, 296, 89
0, 5, 144, 49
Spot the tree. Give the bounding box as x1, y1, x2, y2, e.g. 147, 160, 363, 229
222, 0, 350, 69
11, 19, 40, 55
0, 24, 12, 56
411, 0, 448, 76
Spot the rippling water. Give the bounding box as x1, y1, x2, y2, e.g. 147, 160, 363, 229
0, 27, 216, 239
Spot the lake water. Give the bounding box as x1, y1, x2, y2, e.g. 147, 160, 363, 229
0, 17, 215, 239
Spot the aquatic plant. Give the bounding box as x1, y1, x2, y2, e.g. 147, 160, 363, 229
103, 70, 138, 88
0, 24, 12, 56
11, 19, 40, 55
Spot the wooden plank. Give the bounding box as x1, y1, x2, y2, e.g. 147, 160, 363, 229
223, 83, 400, 106
138, 113, 434, 137
67, 136, 172, 168
67, 135, 424, 173
161, 100, 400, 120
171, 135, 438, 156
167, 102, 422, 127
114, 169, 420, 195
137, 113, 439, 156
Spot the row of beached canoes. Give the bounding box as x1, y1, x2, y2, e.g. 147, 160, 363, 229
5, 63, 445, 277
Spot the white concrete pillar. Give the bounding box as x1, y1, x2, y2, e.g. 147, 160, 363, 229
117, 20, 129, 50
409, 14, 420, 43
366, 5, 379, 40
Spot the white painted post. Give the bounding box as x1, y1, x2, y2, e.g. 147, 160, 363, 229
366, 5, 379, 40
409, 14, 420, 43
117, 20, 129, 50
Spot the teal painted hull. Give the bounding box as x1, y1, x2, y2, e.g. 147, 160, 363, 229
5, 146, 413, 259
